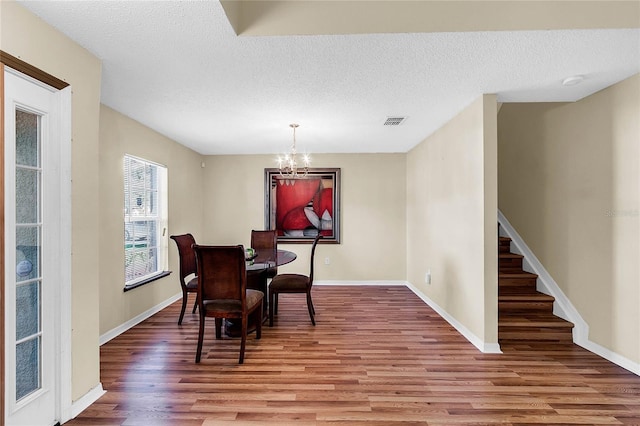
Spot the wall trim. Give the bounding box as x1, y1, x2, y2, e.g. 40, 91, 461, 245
69, 383, 105, 420
57, 84, 74, 426
405, 282, 502, 354
0, 51, 69, 90
579, 339, 640, 376
99, 293, 182, 346
498, 210, 639, 376
314, 280, 406, 286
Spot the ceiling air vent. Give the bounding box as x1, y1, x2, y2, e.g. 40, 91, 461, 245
383, 116, 406, 126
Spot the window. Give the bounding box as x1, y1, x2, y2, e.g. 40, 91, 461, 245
123, 155, 168, 290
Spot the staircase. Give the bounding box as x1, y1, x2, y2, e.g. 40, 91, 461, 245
498, 236, 574, 344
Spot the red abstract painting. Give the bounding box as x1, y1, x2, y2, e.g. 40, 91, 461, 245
265, 168, 340, 243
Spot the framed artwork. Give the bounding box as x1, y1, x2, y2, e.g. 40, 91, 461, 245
264, 168, 341, 243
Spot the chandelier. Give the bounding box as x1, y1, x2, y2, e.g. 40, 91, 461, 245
278, 123, 310, 179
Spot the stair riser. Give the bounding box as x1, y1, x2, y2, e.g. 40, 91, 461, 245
499, 327, 574, 342
499, 288, 539, 296
499, 334, 574, 343
499, 259, 523, 271
499, 278, 537, 287
499, 302, 554, 313
498, 237, 512, 248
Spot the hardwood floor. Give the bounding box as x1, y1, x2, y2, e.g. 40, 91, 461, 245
67, 286, 640, 425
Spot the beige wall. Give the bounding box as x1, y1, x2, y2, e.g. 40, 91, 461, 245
201, 153, 407, 281
1, 1, 102, 401
407, 95, 498, 345
498, 74, 640, 364
99, 106, 204, 334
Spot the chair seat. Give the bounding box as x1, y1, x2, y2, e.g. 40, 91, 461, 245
268, 233, 321, 327
186, 276, 198, 290
270, 274, 310, 291
202, 289, 263, 314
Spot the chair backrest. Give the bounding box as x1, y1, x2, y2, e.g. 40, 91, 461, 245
192, 245, 247, 308
308, 233, 322, 287
170, 233, 197, 284
250, 230, 277, 263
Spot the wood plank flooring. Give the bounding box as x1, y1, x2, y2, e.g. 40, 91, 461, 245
66, 286, 640, 425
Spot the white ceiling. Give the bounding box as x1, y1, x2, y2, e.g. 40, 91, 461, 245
17, 1, 640, 155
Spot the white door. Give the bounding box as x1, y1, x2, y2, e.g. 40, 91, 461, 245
4, 68, 71, 425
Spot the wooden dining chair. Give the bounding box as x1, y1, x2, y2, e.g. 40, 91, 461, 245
269, 233, 322, 326
192, 244, 263, 364
250, 230, 278, 278
169, 233, 198, 325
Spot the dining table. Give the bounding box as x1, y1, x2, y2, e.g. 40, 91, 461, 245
224, 248, 297, 337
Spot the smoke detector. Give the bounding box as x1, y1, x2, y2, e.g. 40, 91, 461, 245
562, 75, 585, 86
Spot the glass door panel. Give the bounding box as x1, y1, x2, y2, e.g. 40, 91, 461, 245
14, 109, 43, 402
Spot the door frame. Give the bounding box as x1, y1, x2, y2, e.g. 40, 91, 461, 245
1, 60, 5, 426
1, 55, 72, 424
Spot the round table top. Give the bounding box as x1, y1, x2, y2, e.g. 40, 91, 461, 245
246, 249, 296, 271
275, 249, 297, 266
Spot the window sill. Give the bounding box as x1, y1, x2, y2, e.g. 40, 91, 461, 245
124, 271, 172, 292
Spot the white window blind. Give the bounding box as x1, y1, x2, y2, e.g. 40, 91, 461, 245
123, 155, 168, 288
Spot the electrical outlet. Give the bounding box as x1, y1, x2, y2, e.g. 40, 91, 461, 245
425, 270, 431, 284
324, 257, 330, 265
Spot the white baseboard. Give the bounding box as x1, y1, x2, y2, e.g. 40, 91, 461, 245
577, 338, 640, 376
314, 280, 406, 286
70, 383, 106, 420
405, 282, 502, 354
99, 293, 182, 346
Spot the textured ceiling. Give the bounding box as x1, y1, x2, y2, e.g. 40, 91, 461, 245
17, 1, 640, 155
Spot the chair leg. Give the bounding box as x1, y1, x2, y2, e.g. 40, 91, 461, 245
195, 313, 205, 363
269, 289, 275, 327
306, 291, 316, 326
192, 295, 198, 314
255, 300, 263, 340
215, 318, 222, 339
309, 293, 316, 315
178, 290, 188, 325
239, 314, 247, 364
